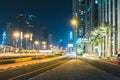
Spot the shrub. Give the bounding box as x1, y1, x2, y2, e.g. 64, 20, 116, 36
31, 57, 43, 60
54, 54, 63, 56
0, 59, 15, 65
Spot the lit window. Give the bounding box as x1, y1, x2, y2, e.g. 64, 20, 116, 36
95, 0, 98, 4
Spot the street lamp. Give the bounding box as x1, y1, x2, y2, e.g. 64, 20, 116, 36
24, 33, 30, 50
13, 31, 20, 53
70, 18, 78, 60
49, 44, 53, 49
70, 18, 78, 26
42, 41, 47, 50
34, 41, 39, 49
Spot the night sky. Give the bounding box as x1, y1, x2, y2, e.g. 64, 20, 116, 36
0, 0, 72, 47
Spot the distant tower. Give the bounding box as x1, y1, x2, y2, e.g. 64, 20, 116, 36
27, 14, 36, 49
48, 34, 52, 49
17, 13, 28, 49
72, 0, 86, 38
40, 27, 48, 49
6, 22, 14, 46
1, 31, 7, 45
17, 13, 28, 33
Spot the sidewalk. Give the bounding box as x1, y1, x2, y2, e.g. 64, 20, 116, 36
0, 56, 65, 70
81, 55, 120, 66
97, 58, 120, 65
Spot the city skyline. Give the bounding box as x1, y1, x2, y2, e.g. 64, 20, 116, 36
0, 0, 72, 47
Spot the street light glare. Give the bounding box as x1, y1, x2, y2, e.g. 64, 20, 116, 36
42, 41, 46, 45
70, 18, 78, 26
24, 34, 30, 38
34, 41, 39, 45
13, 32, 20, 38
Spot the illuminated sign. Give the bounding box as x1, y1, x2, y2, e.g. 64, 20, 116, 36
68, 44, 73, 47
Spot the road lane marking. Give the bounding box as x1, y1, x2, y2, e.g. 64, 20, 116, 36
0, 57, 65, 73
8, 59, 68, 80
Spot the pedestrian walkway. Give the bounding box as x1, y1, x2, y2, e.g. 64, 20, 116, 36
96, 58, 120, 66
30, 59, 120, 80
0, 56, 64, 70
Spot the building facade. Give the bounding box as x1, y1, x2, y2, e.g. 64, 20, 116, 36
85, 0, 120, 57
27, 14, 36, 49
17, 13, 37, 49
72, 0, 86, 40
98, 0, 120, 57
72, 0, 86, 53
48, 34, 52, 49
17, 13, 27, 49
40, 27, 48, 49
85, 0, 99, 54
6, 23, 14, 47
72, 0, 120, 57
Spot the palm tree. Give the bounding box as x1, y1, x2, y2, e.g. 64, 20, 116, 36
89, 22, 112, 57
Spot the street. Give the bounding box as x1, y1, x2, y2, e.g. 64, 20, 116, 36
0, 57, 70, 80
0, 57, 120, 80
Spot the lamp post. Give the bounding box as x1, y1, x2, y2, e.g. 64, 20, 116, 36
13, 31, 20, 53
34, 41, 39, 49
70, 18, 78, 60
34, 41, 39, 54
24, 34, 30, 50
49, 44, 53, 50
42, 41, 47, 50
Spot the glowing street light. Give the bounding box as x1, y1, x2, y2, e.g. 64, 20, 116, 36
13, 31, 20, 39
34, 41, 39, 50
24, 33, 30, 49
13, 31, 20, 53
49, 44, 53, 49
24, 34, 30, 39
42, 41, 47, 50
43, 45, 47, 49
34, 41, 39, 45
42, 41, 46, 45
70, 18, 78, 27
70, 18, 78, 60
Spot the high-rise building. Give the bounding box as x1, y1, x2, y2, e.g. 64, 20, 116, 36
17, 13, 37, 49
98, 0, 119, 56
17, 13, 28, 49
6, 22, 14, 47
72, 0, 86, 39
48, 34, 52, 49
27, 14, 36, 49
84, 0, 120, 57
72, 0, 86, 53
85, 0, 99, 53
40, 27, 48, 49
86, 0, 98, 34
17, 14, 28, 33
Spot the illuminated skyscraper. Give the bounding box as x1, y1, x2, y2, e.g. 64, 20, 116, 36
6, 23, 14, 46
48, 34, 52, 48
40, 27, 48, 49
98, 0, 120, 56
17, 13, 28, 49
72, 0, 86, 53
72, 0, 86, 39
86, 0, 98, 34
17, 13, 37, 49
17, 13, 28, 33
27, 14, 36, 49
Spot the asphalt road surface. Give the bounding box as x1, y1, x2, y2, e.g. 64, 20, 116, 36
0, 57, 70, 80
30, 58, 120, 80
0, 57, 120, 80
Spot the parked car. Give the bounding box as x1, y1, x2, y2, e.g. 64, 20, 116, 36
117, 53, 120, 61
